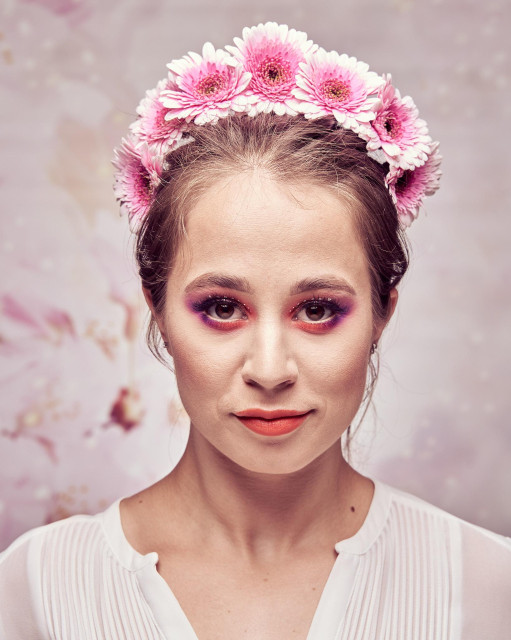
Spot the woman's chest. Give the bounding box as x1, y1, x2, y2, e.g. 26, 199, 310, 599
155, 551, 337, 640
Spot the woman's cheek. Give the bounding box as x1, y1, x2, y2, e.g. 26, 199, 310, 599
169, 325, 239, 388
307, 328, 371, 388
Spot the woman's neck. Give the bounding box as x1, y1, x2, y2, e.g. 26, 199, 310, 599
156, 427, 374, 561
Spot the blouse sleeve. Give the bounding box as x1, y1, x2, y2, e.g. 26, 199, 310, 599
0, 533, 48, 639
460, 523, 511, 639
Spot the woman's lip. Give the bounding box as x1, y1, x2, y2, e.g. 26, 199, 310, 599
235, 411, 311, 437
235, 409, 310, 419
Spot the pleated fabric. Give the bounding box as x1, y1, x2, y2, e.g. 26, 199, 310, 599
1, 481, 510, 640
27, 516, 164, 640
329, 492, 462, 640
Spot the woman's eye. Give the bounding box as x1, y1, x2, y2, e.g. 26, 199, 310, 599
194, 296, 345, 327
295, 302, 335, 323
205, 300, 245, 321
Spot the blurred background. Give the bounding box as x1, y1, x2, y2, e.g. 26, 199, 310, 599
1, 0, 510, 550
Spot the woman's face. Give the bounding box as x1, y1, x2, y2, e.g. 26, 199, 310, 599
154, 171, 392, 474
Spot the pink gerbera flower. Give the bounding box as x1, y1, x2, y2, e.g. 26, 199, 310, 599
226, 22, 316, 116
386, 142, 442, 227
113, 137, 163, 230
130, 77, 186, 155
367, 74, 432, 170
160, 42, 251, 125
293, 48, 383, 133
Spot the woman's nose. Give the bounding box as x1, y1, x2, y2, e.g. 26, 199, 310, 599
241, 320, 298, 391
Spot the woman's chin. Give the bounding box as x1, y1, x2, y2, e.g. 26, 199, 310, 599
206, 438, 345, 479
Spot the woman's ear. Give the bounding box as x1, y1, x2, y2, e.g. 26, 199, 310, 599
372, 287, 398, 345
142, 286, 172, 355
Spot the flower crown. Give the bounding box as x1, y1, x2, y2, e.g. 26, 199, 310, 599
113, 22, 441, 230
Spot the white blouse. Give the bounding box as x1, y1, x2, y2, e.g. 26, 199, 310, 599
1, 480, 510, 639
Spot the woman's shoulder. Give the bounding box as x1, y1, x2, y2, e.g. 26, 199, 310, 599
0, 510, 110, 639
379, 481, 511, 629
0, 500, 132, 596
0, 496, 163, 579
370, 481, 511, 634
0, 501, 162, 638
0, 497, 156, 571
381, 480, 511, 549
1, 507, 109, 565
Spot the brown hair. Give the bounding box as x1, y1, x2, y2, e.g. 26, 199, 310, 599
136, 114, 409, 440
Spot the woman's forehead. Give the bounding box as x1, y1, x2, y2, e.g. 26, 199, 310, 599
171, 172, 371, 293
186, 172, 355, 241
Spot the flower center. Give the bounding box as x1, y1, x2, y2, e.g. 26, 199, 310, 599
257, 56, 291, 85
196, 72, 225, 96
396, 170, 414, 194
383, 113, 402, 139
137, 167, 152, 197
322, 78, 351, 104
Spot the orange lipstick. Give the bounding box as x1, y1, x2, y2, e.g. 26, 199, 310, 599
235, 409, 311, 436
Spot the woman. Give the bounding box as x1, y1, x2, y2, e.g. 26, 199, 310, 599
1, 23, 510, 640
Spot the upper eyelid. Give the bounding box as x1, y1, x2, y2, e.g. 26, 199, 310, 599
290, 296, 345, 315
200, 294, 341, 308
208, 295, 247, 309
202, 295, 248, 319
199, 294, 345, 319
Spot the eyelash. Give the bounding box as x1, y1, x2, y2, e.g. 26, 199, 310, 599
191, 296, 249, 325
290, 296, 350, 325
191, 295, 350, 329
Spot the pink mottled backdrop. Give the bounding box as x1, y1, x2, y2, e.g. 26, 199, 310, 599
1, 0, 510, 549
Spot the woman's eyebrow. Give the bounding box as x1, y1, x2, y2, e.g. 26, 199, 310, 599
289, 277, 356, 296
184, 273, 356, 296
185, 273, 253, 294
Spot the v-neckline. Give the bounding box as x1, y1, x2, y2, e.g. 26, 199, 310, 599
101, 481, 391, 640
